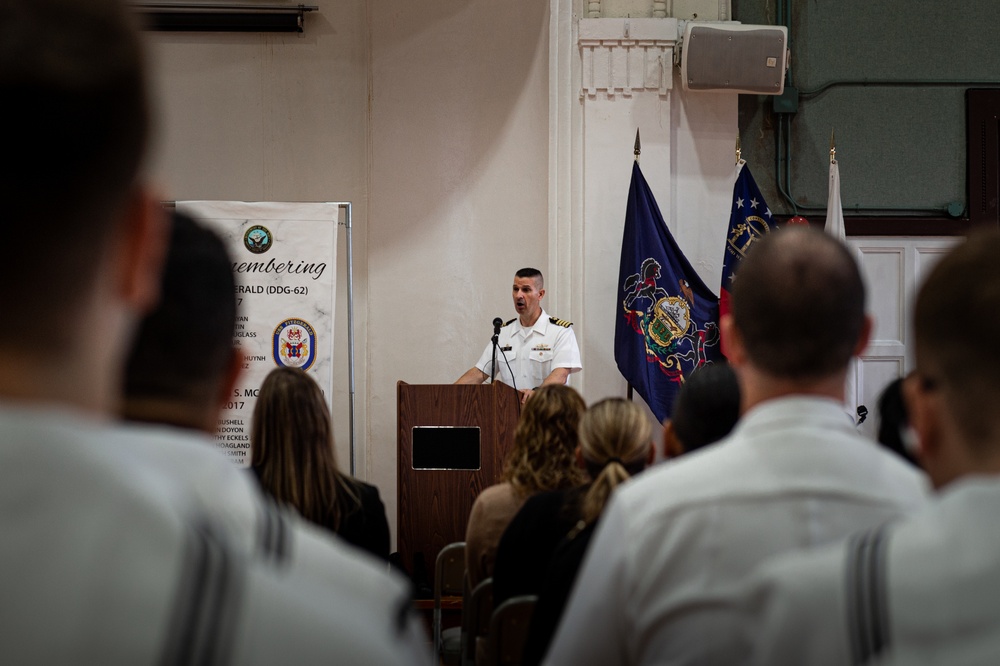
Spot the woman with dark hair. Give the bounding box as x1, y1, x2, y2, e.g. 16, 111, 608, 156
464, 384, 587, 589
251, 367, 390, 562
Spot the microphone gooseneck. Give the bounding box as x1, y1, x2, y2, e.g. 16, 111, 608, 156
490, 317, 503, 382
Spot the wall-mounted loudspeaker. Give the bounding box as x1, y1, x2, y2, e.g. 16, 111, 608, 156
681, 23, 788, 95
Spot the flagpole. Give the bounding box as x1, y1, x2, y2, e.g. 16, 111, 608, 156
628, 128, 639, 403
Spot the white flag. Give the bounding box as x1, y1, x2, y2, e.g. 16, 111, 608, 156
825, 161, 860, 423
825, 160, 846, 240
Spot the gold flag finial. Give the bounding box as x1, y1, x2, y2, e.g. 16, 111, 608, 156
736, 135, 742, 165
634, 129, 641, 161
830, 128, 836, 164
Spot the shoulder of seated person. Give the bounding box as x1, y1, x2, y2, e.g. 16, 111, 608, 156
476, 482, 514, 502
350, 478, 378, 493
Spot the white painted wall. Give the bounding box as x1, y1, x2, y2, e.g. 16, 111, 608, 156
367, 1, 552, 533
147, 0, 554, 539
572, 18, 736, 417
145, 1, 370, 482
142, 2, 785, 545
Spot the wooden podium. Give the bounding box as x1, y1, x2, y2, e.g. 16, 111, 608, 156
396, 381, 520, 582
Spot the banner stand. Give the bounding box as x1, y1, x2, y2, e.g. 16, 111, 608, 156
167, 200, 357, 476
340, 202, 356, 475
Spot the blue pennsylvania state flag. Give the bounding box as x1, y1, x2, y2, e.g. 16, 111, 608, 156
614, 161, 721, 422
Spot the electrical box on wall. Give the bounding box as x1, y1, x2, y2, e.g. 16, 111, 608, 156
680, 22, 788, 95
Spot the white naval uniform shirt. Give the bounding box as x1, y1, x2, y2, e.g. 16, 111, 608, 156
737, 476, 1000, 666
474, 310, 581, 390
0, 403, 432, 665
543, 396, 929, 666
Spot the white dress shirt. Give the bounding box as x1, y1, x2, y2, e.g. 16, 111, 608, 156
543, 396, 929, 666
475, 310, 581, 390
739, 475, 1000, 666
0, 402, 431, 665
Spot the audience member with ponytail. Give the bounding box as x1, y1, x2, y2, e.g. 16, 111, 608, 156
491, 398, 653, 611
577, 399, 654, 524
519, 363, 742, 665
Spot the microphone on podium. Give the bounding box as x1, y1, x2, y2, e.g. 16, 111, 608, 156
490, 317, 503, 382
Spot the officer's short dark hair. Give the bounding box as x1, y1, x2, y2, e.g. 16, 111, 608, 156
515, 267, 544, 288
731, 227, 865, 379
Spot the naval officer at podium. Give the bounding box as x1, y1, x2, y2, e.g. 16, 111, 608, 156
455, 268, 581, 404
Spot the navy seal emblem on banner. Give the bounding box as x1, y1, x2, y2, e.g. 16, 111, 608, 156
244, 224, 273, 254
273, 318, 316, 370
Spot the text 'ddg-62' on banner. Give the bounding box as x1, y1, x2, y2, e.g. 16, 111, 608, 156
177, 201, 339, 466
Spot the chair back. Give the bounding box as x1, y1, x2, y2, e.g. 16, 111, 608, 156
434, 541, 466, 657
488, 595, 537, 666
463, 577, 494, 666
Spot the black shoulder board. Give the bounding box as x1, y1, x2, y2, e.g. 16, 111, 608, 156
549, 317, 573, 328
503, 318, 517, 327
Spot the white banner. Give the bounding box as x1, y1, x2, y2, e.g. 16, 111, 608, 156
177, 201, 339, 466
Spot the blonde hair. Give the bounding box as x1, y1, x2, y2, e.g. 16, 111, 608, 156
579, 398, 651, 523
502, 384, 587, 499
250, 367, 358, 529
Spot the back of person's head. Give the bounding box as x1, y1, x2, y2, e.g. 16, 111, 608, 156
669, 362, 741, 453
504, 384, 587, 497
875, 377, 920, 468
913, 230, 1000, 455
731, 227, 866, 379
251, 367, 358, 527
122, 211, 238, 431
1, 0, 150, 342
578, 398, 652, 524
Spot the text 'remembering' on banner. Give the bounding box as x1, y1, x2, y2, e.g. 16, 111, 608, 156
177, 201, 339, 467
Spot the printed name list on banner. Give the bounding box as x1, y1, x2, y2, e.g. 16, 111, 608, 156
177, 201, 339, 467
